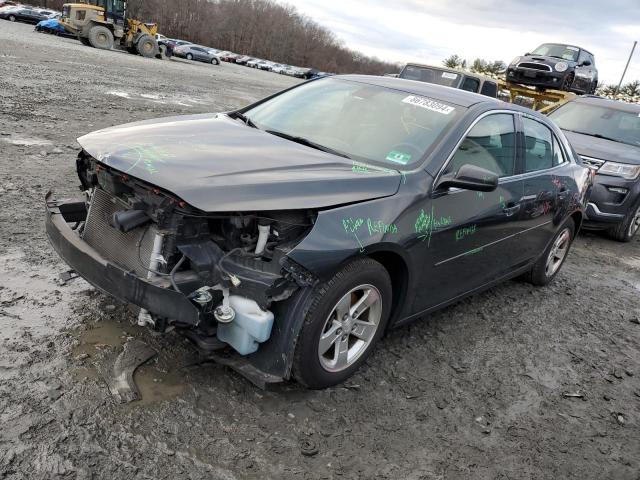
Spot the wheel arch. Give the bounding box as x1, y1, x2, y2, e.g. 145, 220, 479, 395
570, 209, 583, 233
366, 247, 411, 329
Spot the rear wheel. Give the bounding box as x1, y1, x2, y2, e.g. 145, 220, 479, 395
8, 14, 16, 22
88, 25, 114, 50
211, 57, 219, 65
608, 200, 640, 242
292, 258, 392, 389
135, 34, 157, 58
526, 218, 575, 286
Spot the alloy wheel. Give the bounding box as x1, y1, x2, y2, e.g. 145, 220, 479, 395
318, 284, 382, 372
545, 228, 571, 277
629, 205, 640, 238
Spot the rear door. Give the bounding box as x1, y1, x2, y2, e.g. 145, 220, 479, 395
411, 112, 525, 311
517, 115, 574, 261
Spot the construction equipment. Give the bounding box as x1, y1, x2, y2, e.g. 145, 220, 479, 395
60, 0, 160, 58
497, 79, 576, 114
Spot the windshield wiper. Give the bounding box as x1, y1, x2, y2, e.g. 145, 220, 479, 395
229, 111, 258, 129
265, 130, 351, 159
570, 130, 628, 145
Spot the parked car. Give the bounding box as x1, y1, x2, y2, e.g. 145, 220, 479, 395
221, 52, 241, 62
46, 75, 590, 388
35, 17, 72, 36
174, 44, 220, 65
235, 56, 253, 65
246, 58, 263, 68
399, 63, 499, 98
273, 64, 294, 75
549, 96, 640, 241
0, 6, 48, 23
259, 61, 275, 71
506, 43, 598, 94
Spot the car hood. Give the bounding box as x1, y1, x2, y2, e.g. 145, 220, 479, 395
563, 130, 640, 165
522, 55, 576, 66
77, 114, 402, 212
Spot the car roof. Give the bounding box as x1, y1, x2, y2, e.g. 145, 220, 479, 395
403, 63, 499, 83
568, 95, 640, 113
335, 74, 504, 108
537, 42, 592, 55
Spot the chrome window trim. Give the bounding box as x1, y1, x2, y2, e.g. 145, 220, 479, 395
433, 110, 520, 188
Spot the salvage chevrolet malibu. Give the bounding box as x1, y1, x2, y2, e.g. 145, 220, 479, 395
46, 76, 592, 388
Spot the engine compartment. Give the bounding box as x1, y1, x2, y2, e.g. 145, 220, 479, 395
74, 151, 318, 354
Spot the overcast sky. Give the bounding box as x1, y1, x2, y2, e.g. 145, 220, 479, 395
289, 0, 639, 85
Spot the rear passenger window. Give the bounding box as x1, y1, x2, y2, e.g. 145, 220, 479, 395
523, 117, 553, 172
444, 114, 516, 178
480, 82, 498, 98
461, 77, 480, 93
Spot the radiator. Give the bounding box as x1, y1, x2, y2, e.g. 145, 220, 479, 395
82, 188, 157, 277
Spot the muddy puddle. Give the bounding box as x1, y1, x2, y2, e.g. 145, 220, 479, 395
71, 313, 187, 405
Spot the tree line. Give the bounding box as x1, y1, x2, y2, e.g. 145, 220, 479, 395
23, 0, 399, 74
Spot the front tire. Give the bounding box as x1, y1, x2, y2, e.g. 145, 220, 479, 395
186, 53, 193, 60
608, 200, 640, 242
561, 72, 575, 92
526, 218, 575, 286
136, 34, 157, 58
292, 258, 392, 389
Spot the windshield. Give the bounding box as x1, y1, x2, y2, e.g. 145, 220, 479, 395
243, 78, 462, 167
399, 65, 462, 88
550, 102, 640, 148
532, 43, 580, 62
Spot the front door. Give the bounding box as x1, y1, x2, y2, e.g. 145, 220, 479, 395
411, 112, 525, 312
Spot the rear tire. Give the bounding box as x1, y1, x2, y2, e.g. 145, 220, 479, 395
526, 218, 575, 286
135, 34, 157, 58
88, 25, 114, 50
608, 199, 640, 242
292, 258, 392, 389
8, 15, 16, 22
211, 58, 219, 65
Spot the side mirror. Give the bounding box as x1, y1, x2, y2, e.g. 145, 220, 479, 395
581, 60, 591, 67
437, 164, 499, 192
525, 52, 531, 56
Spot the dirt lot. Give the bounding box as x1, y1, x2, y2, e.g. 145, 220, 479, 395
1, 21, 639, 480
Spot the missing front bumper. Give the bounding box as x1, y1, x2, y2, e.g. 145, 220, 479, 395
45, 191, 201, 326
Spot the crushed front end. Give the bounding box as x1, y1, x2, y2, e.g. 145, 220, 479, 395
46, 151, 318, 385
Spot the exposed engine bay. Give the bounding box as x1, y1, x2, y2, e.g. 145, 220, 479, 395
72, 151, 318, 356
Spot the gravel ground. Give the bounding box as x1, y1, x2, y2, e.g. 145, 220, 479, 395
1, 21, 639, 480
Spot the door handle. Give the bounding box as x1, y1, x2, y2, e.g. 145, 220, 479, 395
503, 204, 521, 217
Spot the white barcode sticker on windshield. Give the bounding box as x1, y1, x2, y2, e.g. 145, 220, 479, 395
402, 95, 455, 115
567, 46, 579, 51
442, 72, 458, 79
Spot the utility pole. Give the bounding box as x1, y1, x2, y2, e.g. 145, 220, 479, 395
616, 40, 637, 94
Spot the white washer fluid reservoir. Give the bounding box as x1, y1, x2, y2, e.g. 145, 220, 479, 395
216, 295, 275, 355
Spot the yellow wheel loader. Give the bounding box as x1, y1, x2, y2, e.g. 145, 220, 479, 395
61, 0, 160, 58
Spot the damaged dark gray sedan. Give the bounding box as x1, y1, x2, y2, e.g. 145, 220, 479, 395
46, 75, 592, 388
